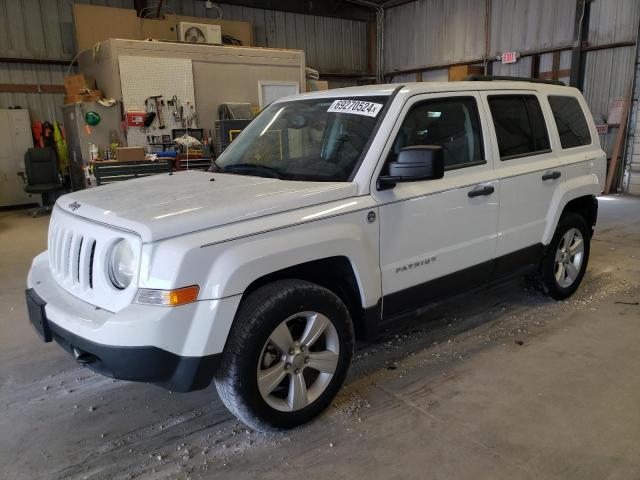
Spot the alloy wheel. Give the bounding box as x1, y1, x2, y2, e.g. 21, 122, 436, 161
554, 227, 584, 288
257, 311, 340, 412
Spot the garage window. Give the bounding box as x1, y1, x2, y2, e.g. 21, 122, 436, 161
488, 95, 551, 160
548, 96, 592, 149
388, 97, 485, 171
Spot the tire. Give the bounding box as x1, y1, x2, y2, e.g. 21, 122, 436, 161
214, 279, 355, 432
541, 212, 591, 300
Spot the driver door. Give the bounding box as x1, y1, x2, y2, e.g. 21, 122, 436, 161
370, 92, 499, 317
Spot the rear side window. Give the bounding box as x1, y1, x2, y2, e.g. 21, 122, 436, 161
548, 95, 592, 148
488, 95, 551, 160
389, 97, 484, 170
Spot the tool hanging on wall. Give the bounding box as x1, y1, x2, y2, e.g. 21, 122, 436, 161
147, 95, 166, 129
144, 95, 166, 130
185, 101, 198, 128
168, 95, 183, 124
141, 98, 155, 132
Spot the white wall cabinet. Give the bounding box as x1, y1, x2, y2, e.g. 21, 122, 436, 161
0, 109, 35, 207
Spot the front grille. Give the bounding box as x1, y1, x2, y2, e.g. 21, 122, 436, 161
48, 218, 97, 291
47, 207, 140, 313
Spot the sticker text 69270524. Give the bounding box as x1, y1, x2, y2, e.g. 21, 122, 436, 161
327, 99, 383, 118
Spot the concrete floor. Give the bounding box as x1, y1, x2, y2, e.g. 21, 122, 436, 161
1, 196, 639, 480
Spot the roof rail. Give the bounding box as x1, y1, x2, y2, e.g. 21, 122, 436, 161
463, 74, 565, 86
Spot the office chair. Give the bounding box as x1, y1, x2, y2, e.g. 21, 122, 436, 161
23, 147, 65, 217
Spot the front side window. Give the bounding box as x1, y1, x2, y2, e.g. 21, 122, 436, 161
488, 95, 551, 160
216, 96, 389, 182
548, 95, 592, 149
388, 97, 484, 170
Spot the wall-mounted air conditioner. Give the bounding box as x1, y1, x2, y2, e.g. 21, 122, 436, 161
177, 22, 222, 45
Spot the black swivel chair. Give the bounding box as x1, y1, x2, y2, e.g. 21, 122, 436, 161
23, 147, 65, 216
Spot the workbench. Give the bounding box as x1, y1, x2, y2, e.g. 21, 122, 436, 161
90, 159, 171, 186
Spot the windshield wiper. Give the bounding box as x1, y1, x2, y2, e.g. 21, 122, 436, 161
220, 163, 284, 179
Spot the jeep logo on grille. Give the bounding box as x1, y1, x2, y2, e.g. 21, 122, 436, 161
68, 201, 81, 211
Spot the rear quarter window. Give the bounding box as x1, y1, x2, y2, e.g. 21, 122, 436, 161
548, 95, 592, 149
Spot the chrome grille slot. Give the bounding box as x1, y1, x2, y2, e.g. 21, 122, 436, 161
78, 238, 95, 289
70, 234, 83, 283
62, 230, 73, 280
88, 240, 96, 289
46, 206, 141, 312
75, 237, 83, 283
48, 219, 96, 291
54, 226, 65, 275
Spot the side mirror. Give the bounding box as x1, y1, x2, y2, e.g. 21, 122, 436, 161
378, 145, 444, 190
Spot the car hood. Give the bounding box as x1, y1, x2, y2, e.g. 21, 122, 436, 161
58, 170, 358, 242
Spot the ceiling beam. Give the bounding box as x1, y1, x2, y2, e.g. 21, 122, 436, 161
215, 0, 375, 22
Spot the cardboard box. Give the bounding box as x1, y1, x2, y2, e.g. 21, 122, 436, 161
64, 74, 96, 95
306, 80, 329, 92
448, 65, 484, 82
116, 147, 145, 161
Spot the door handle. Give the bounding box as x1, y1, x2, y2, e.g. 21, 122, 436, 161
542, 170, 561, 181
468, 185, 495, 198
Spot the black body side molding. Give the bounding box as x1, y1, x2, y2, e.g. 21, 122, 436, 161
381, 243, 545, 319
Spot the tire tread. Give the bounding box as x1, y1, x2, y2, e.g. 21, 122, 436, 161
215, 279, 353, 432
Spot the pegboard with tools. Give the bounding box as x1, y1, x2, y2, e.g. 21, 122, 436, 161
118, 55, 198, 148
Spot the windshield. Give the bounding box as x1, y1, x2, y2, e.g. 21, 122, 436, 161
216, 96, 389, 182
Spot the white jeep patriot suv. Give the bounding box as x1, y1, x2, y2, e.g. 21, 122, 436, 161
27, 78, 605, 431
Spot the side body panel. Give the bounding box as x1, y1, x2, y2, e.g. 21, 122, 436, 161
480, 89, 605, 258
140, 196, 382, 309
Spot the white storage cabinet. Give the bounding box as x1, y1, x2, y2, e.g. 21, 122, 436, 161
0, 109, 35, 207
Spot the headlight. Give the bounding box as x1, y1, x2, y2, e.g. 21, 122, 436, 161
108, 239, 135, 290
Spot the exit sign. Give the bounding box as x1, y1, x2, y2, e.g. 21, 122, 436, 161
501, 51, 518, 64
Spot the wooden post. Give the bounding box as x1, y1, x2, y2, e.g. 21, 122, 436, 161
604, 94, 631, 194
367, 21, 376, 79
551, 51, 561, 81
530, 53, 540, 79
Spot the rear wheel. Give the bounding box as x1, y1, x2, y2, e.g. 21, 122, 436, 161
541, 212, 590, 300
215, 279, 354, 432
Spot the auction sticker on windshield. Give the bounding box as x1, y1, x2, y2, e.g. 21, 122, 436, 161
327, 99, 383, 117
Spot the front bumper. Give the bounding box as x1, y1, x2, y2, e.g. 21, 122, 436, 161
26, 252, 242, 392
43, 302, 220, 392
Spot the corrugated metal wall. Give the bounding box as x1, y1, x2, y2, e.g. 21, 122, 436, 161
0, 0, 369, 121
385, 0, 640, 126
1, 0, 638, 123
583, 46, 637, 120
582, 0, 640, 120
625, 41, 640, 194
0, 0, 368, 69
489, 0, 575, 56
384, 0, 486, 73
587, 0, 640, 47
0, 0, 136, 61
384, 0, 576, 73
0, 63, 67, 121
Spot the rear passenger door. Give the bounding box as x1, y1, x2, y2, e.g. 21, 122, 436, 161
481, 91, 563, 274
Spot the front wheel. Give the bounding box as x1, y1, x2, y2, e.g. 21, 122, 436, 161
540, 212, 591, 300
215, 279, 354, 432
